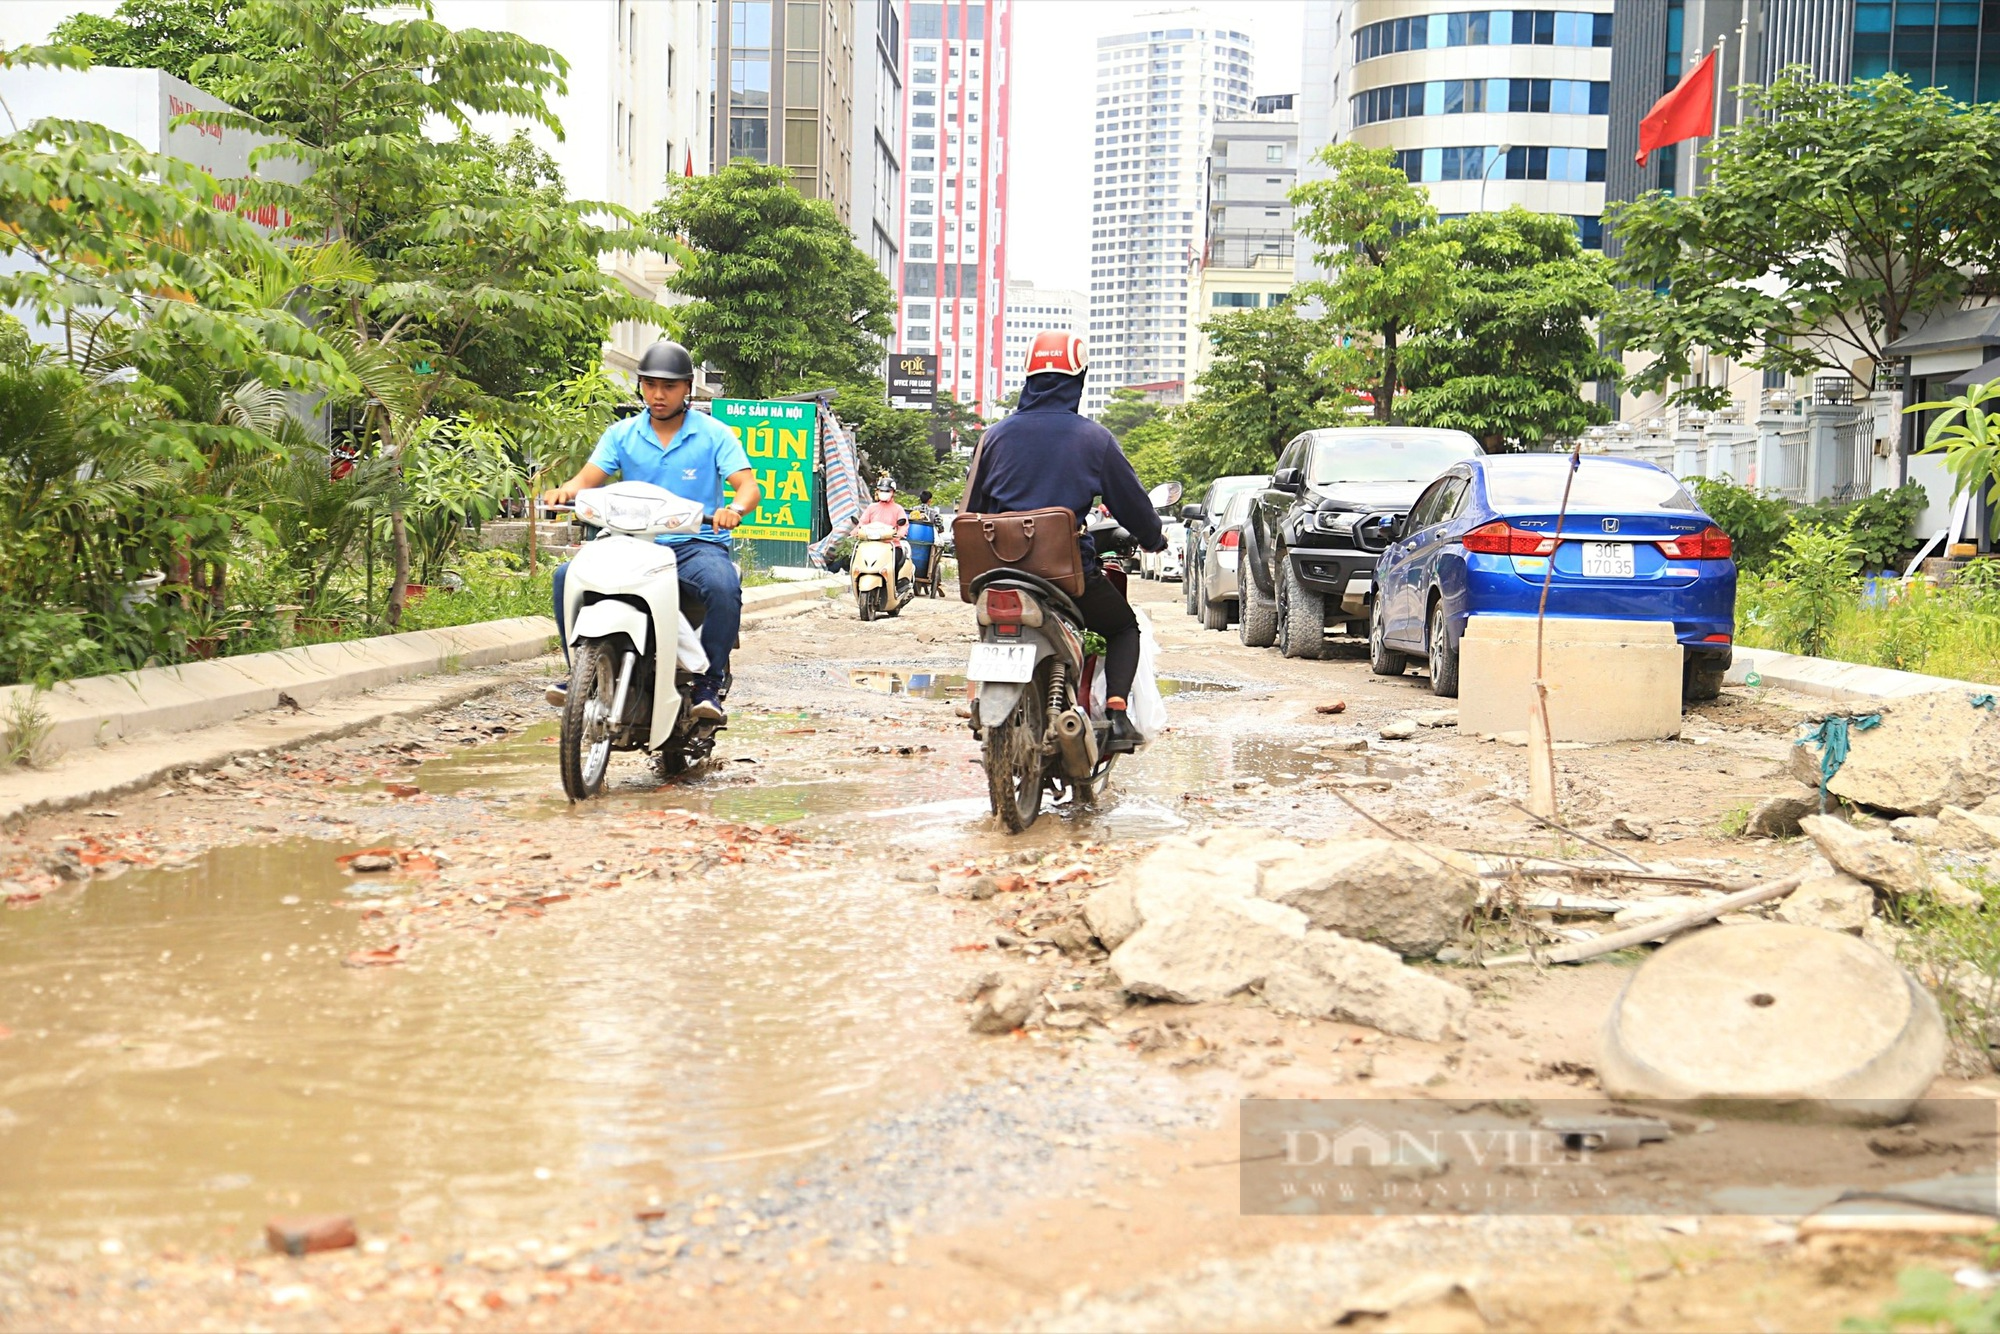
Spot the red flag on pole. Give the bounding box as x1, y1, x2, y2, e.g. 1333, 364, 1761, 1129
1636, 50, 1717, 165
684, 147, 695, 178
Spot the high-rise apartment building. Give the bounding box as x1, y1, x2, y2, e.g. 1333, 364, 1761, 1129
1321, 2, 1615, 251
1000, 280, 1086, 400
1188, 102, 1297, 385
851, 0, 904, 280
429, 0, 714, 377
1086, 14, 1254, 416
713, 0, 856, 225
894, 1, 1013, 412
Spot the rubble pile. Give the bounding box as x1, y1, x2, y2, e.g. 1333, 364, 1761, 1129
1786, 690, 2000, 817
1086, 829, 1476, 1042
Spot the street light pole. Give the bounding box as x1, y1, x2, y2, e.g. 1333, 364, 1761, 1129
1479, 143, 1513, 214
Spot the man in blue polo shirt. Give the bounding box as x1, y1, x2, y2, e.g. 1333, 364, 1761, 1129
542, 340, 761, 723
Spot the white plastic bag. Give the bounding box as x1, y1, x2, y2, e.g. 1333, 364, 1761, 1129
1126, 610, 1168, 741
675, 613, 709, 675
1084, 608, 1167, 744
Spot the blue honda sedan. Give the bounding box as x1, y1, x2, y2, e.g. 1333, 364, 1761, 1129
1368, 454, 1737, 701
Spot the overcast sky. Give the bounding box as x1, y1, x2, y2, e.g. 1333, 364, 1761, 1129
0, 0, 1304, 294
1005, 1, 1305, 294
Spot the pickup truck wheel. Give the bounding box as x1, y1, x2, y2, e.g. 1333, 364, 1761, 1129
1277, 556, 1325, 660
1369, 595, 1408, 676
1238, 568, 1278, 648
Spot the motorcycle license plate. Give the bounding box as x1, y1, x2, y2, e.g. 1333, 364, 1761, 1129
967, 642, 1036, 683
1581, 542, 1635, 578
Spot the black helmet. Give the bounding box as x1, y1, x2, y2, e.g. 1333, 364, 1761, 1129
636, 340, 695, 382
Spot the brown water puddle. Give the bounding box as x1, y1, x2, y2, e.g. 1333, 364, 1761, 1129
844, 666, 1240, 700
0, 840, 969, 1257
387, 711, 1404, 856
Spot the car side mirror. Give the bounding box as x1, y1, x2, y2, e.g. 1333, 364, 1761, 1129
1179, 503, 1203, 522
1390, 515, 1408, 539
1273, 467, 1304, 492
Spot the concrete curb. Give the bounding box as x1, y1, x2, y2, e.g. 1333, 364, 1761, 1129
0, 578, 843, 765
1727, 646, 1995, 704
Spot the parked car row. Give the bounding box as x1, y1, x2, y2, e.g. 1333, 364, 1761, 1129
1173, 428, 1737, 703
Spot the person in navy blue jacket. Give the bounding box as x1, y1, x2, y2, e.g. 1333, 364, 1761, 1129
965, 332, 1165, 753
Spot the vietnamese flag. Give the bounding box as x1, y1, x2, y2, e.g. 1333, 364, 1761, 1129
1636, 50, 1716, 165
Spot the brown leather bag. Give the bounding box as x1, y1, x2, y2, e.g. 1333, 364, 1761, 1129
952, 429, 1085, 601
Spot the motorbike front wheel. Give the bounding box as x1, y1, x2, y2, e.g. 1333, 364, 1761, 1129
858, 587, 880, 622
983, 688, 1047, 833
560, 640, 617, 800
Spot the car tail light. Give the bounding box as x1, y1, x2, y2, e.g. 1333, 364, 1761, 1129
1217, 529, 1240, 549
1462, 520, 1558, 556
1657, 526, 1734, 559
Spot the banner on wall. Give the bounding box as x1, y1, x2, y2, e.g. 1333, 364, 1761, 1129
710, 398, 819, 542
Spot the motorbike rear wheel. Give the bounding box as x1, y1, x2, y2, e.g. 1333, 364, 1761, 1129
560, 640, 617, 800
983, 688, 1047, 833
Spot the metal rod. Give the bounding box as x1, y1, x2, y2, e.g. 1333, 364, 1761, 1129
1482, 871, 1806, 967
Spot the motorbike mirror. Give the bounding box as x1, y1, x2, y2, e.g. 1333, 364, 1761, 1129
1179, 503, 1203, 522
1147, 481, 1184, 511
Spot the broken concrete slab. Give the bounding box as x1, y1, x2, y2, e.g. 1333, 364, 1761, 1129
1940, 804, 2000, 851
1110, 884, 1308, 1004
966, 972, 1046, 1034
1608, 815, 1653, 841
1745, 790, 1818, 839
1790, 690, 2000, 816
1257, 841, 1479, 957
1378, 718, 1419, 740
1801, 814, 1932, 898
1598, 922, 1944, 1123
1083, 879, 1141, 951
1773, 871, 1874, 935
1891, 817, 1944, 846
1291, 931, 1472, 1042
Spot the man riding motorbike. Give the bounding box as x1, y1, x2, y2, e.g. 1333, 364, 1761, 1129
541, 340, 761, 724
964, 331, 1164, 753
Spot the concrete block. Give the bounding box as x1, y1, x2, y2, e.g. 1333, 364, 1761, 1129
1458, 615, 1683, 744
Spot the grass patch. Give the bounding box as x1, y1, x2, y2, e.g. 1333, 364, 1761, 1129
1886, 867, 2000, 1072
1740, 559, 2000, 684
1, 688, 54, 769
1717, 803, 1752, 838
1845, 1262, 2000, 1332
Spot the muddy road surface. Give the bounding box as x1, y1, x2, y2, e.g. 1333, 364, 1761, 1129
0, 579, 1975, 1331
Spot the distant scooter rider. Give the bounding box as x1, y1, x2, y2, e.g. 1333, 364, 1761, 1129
964, 332, 1164, 753
541, 340, 761, 724
858, 478, 911, 539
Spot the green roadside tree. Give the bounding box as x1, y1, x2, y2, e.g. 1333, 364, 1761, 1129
1290, 141, 1458, 422
653, 162, 895, 400
1606, 71, 2000, 407
1119, 416, 1181, 489
191, 0, 668, 626
49, 0, 289, 92
1399, 209, 1618, 450
1174, 303, 1362, 485
831, 379, 936, 494
1097, 387, 1159, 441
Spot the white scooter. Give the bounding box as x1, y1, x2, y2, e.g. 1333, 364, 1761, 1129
851, 521, 915, 621
557, 482, 727, 800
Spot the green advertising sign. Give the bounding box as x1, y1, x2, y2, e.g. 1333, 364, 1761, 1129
710, 398, 818, 542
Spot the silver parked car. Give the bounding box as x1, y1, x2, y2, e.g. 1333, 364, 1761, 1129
1180, 473, 1268, 618
1194, 490, 1257, 631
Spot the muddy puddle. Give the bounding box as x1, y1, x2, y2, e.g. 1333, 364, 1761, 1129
382, 706, 1404, 851
0, 841, 970, 1256
844, 666, 1240, 700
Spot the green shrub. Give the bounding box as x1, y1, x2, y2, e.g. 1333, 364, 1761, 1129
1689, 476, 1793, 572
1764, 519, 1862, 657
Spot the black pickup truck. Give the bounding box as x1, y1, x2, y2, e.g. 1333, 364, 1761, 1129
1239, 427, 1483, 659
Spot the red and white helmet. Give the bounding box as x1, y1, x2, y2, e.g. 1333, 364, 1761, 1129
1023, 330, 1088, 379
